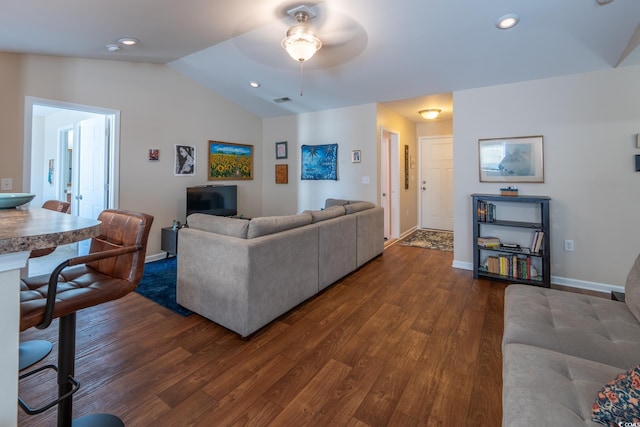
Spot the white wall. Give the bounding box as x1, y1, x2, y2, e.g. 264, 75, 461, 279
453, 65, 640, 289
262, 104, 378, 214
0, 53, 263, 256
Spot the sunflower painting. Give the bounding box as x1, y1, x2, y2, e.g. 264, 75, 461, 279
301, 143, 338, 180
208, 141, 253, 180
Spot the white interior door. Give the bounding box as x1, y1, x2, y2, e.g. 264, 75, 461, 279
76, 116, 107, 219
76, 116, 107, 254
420, 136, 454, 231
380, 133, 391, 239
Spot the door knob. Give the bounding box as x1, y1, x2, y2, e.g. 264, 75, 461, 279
422, 187, 426, 190
76, 195, 83, 200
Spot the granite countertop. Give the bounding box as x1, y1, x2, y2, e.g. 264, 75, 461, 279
0, 208, 101, 254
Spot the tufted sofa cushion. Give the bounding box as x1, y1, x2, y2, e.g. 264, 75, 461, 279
503, 284, 640, 369
503, 343, 622, 427
187, 213, 249, 239
247, 213, 312, 239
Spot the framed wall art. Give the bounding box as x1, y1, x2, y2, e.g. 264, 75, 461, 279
301, 143, 338, 180
149, 148, 159, 161
478, 135, 544, 183
275, 164, 288, 184
276, 141, 288, 159
351, 150, 361, 163
208, 140, 253, 180
174, 145, 195, 176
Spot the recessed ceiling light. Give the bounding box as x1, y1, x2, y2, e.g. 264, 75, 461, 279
249, 81, 261, 88
117, 37, 139, 46
106, 44, 120, 52
496, 14, 520, 30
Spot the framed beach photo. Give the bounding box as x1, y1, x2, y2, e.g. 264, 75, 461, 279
174, 145, 195, 176
478, 135, 544, 183
208, 140, 253, 180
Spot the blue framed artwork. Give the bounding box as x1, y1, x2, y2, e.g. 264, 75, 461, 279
301, 144, 338, 180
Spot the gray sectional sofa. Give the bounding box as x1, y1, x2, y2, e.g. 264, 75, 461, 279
176, 199, 384, 337
502, 253, 640, 426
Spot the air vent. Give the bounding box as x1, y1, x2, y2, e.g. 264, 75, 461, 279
273, 97, 292, 104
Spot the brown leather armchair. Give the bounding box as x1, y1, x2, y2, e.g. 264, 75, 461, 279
19, 209, 153, 427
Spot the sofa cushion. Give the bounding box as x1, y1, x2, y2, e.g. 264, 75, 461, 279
503, 284, 640, 369
303, 205, 346, 223
344, 201, 375, 214
625, 253, 640, 322
186, 213, 249, 239
324, 198, 351, 208
247, 213, 312, 239
592, 364, 640, 426
503, 343, 622, 427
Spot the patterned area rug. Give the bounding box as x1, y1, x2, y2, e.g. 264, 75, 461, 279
400, 229, 454, 252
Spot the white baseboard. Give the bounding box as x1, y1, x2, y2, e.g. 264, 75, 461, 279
452, 260, 624, 294
146, 252, 169, 263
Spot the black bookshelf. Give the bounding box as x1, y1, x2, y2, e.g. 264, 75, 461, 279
472, 193, 551, 288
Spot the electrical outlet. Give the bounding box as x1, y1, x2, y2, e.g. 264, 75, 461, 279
564, 240, 575, 252
1, 178, 12, 190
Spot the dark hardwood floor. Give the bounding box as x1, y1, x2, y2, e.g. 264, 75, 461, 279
19, 244, 510, 426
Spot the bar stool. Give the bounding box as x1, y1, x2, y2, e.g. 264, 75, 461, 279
19, 209, 153, 426
20, 200, 72, 371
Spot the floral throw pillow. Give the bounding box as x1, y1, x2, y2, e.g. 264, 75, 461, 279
592, 365, 640, 426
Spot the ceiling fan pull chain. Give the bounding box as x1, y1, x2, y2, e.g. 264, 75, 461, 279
300, 61, 304, 96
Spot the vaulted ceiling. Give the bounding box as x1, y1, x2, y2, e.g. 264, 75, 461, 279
2, 0, 639, 122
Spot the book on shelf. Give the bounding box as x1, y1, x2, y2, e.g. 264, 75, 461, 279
530, 231, 544, 254
482, 254, 538, 280
476, 200, 496, 222
478, 236, 500, 248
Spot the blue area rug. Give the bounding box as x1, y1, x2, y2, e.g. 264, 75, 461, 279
135, 257, 192, 316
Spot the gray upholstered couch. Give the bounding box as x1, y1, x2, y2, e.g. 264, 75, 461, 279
502, 253, 640, 426
176, 199, 384, 337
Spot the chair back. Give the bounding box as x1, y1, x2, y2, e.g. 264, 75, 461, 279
41, 200, 71, 214
29, 200, 72, 259
87, 209, 153, 284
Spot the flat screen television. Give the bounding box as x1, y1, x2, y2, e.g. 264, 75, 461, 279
186, 185, 237, 217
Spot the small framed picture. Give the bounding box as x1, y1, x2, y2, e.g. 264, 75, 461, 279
149, 148, 159, 161
275, 164, 288, 184
175, 145, 195, 176
351, 150, 361, 163
276, 141, 288, 159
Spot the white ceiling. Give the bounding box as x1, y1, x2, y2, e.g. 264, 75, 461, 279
2, 0, 639, 123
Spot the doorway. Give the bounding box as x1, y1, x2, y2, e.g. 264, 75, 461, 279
419, 135, 454, 231
23, 97, 120, 265
380, 128, 400, 241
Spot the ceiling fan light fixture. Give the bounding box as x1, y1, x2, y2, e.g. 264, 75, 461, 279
496, 14, 519, 30
419, 109, 441, 120
281, 11, 322, 62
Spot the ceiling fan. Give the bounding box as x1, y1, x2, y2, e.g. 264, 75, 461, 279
233, 3, 367, 69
